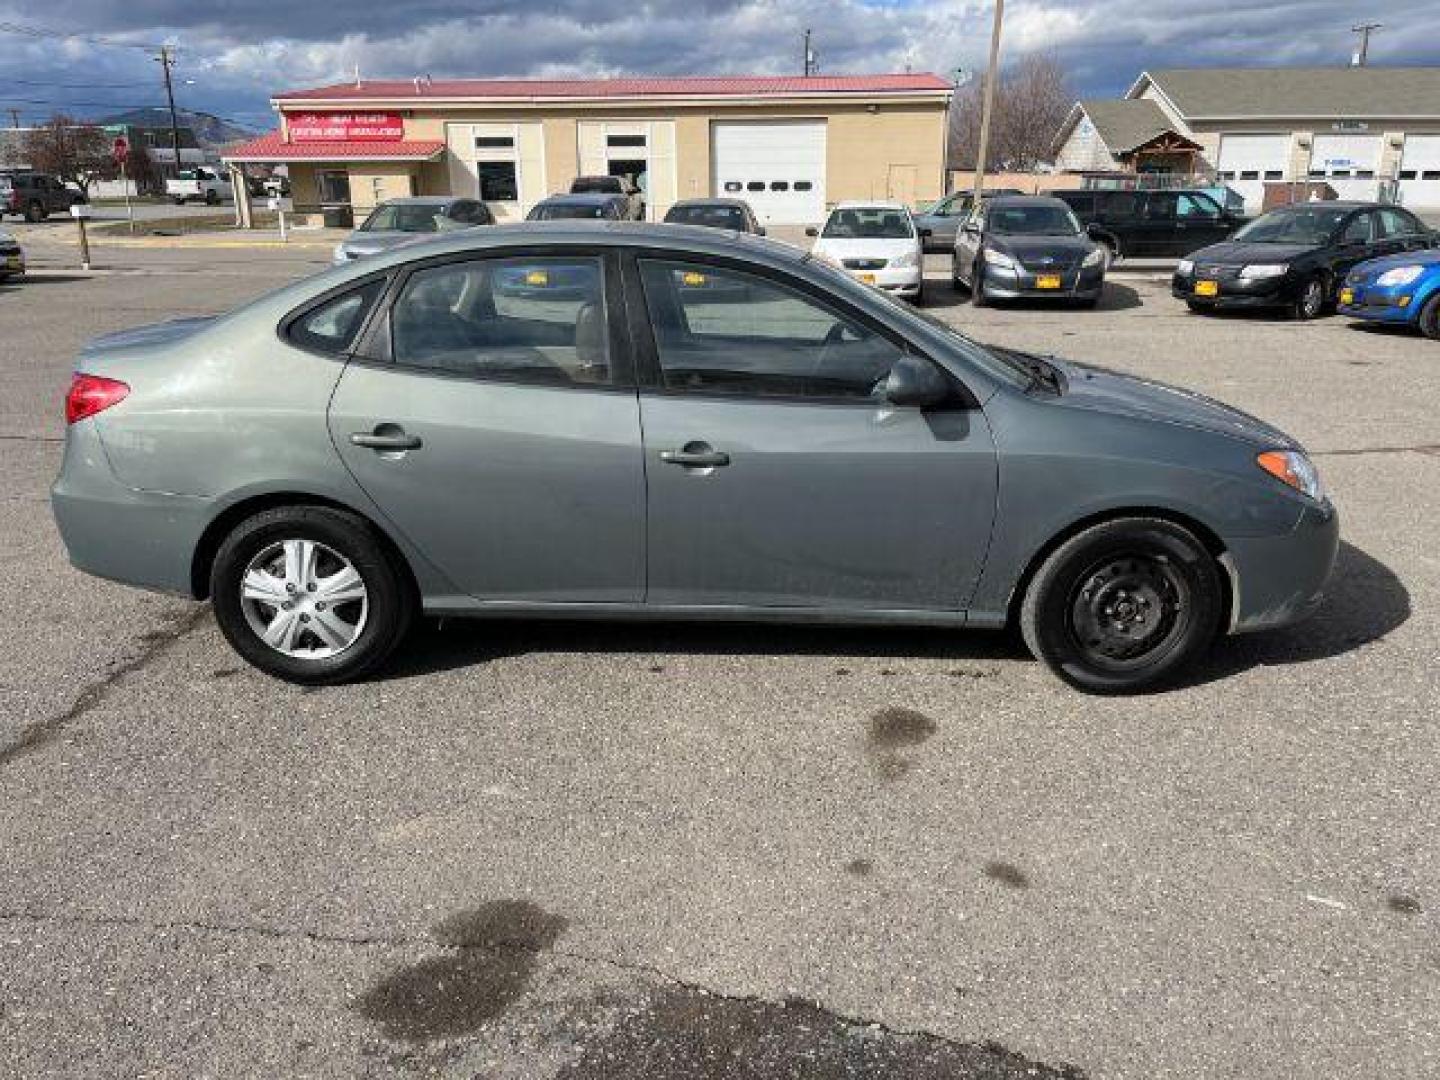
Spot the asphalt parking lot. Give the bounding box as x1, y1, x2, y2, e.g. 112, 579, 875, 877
2, 228, 1437, 1079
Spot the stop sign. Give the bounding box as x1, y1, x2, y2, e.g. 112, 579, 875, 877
112, 136, 129, 164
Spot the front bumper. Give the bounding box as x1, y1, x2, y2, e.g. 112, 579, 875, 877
1172, 272, 1294, 309
1, 248, 23, 276
844, 265, 922, 297
1224, 498, 1340, 633
983, 261, 1104, 300
1336, 280, 1428, 325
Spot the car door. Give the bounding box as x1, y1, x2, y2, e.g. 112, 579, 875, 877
1330, 210, 1380, 281
1174, 192, 1232, 255
954, 205, 984, 282
327, 250, 647, 602
629, 254, 998, 611
1376, 208, 1431, 254
1132, 192, 1178, 257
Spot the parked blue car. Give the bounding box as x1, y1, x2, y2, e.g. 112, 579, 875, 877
1338, 250, 1440, 339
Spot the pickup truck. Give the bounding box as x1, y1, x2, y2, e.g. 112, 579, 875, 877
167, 167, 234, 205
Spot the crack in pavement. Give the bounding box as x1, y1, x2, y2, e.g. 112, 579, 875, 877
0, 434, 65, 443
0, 605, 209, 768
0, 906, 1012, 1061
1311, 443, 1440, 457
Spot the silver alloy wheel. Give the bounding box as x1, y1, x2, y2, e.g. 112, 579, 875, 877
239, 539, 368, 659
1301, 279, 1324, 318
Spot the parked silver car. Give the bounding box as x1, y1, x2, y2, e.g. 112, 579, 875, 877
333, 196, 493, 264
52, 224, 1338, 692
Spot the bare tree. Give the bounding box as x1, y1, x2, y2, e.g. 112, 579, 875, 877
21, 115, 113, 193
949, 54, 1074, 173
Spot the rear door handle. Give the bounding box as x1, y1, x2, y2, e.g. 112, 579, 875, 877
350, 428, 422, 451
660, 446, 730, 468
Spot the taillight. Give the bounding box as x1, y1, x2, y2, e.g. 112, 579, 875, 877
65, 373, 130, 425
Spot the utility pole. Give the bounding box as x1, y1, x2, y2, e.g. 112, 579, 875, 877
8, 108, 19, 129
155, 45, 183, 177
1351, 22, 1382, 66
971, 0, 1005, 203
803, 29, 815, 77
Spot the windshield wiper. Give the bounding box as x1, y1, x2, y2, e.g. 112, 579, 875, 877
989, 346, 1063, 393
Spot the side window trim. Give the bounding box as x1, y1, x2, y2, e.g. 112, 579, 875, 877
280, 272, 392, 359
356, 246, 635, 390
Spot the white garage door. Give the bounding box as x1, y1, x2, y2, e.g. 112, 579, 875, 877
1398, 135, 1440, 211
712, 120, 826, 225
1310, 134, 1383, 203
1216, 134, 1290, 213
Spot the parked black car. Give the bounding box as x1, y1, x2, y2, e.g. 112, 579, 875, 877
952, 195, 1108, 307
914, 187, 1022, 252
662, 198, 765, 234
1054, 188, 1245, 260
1, 171, 87, 221
569, 175, 644, 220
527, 193, 631, 222
1172, 202, 1436, 320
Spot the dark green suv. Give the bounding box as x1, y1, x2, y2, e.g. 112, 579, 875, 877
1, 171, 87, 222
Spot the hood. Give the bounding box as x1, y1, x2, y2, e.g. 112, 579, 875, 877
81, 315, 219, 359
1349, 248, 1440, 275
338, 230, 422, 257
812, 236, 918, 260
1050, 356, 1296, 449
1189, 240, 1316, 265
987, 233, 1098, 266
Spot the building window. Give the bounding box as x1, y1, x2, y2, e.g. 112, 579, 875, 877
607, 134, 646, 148
746, 181, 764, 191
478, 161, 519, 201
316, 169, 351, 204
794, 181, 813, 192
770, 181, 789, 191
475, 136, 514, 150
1263, 170, 1283, 179
723, 181, 742, 192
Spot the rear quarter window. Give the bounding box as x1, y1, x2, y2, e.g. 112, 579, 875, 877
285, 278, 387, 355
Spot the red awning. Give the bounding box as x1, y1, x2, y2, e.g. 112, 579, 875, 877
222, 130, 446, 164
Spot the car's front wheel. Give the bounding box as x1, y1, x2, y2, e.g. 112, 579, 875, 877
1019, 517, 1224, 693
1417, 293, 1440, 341
210, 506, 415, 684
1293, 275, 1326, 321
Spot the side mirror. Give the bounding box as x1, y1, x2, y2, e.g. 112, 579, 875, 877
884, 354, 951, 409
805, 226, 818, 237
1085, 222, 1105, 240
919, 227, 933, 238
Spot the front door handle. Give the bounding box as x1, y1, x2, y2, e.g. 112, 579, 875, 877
660, 445, 730, 468
350, 427, 422, 451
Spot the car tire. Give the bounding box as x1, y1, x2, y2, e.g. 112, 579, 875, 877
912, 281, 926, 306
1019, 517, 1224, 694
1417, 294, 1440, 341
210, 506, 416, 685
205, 189, 219, 206
1293, 275, 1326, 321
950, 257, 967, 292
25, 201, 45, 223
172, 197, 186, 205
1185, 300, 1209, 314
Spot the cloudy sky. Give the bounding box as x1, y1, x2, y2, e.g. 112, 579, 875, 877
3, 0, 1439, 131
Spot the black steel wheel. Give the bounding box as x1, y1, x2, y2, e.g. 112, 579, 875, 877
1020, 517, 1224, 693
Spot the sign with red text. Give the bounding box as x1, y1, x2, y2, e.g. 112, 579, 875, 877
287, 112, 405, 142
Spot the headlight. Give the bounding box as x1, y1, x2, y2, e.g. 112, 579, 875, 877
890, 248, 919, 269
332, 245, 349, 264
984, 249, 1017, 271
1256, 450, 1324, 502
1177, 258, 1194, 276
1376, 265, 1424, 287
1239, 263, 1288, 280
1082, 246, 1106, 268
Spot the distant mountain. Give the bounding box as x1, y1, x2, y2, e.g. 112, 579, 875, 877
96, 108, 259, 149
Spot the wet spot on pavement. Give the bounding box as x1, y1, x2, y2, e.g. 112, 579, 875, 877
983, 861, 1030, 890
649, 664, 665, 673
1388, 894, 1422, 915
845, 858, 874, 877
353, 900, 568, 1044
210, 667, 242, 680
555, 986, 1085, 1079
868, 708, 937, 751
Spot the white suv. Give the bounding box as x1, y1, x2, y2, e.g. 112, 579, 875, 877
806, 201, 927, 303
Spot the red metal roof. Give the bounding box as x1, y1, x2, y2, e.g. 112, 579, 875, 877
275, 73, 952, 102
223, 130, 446, 162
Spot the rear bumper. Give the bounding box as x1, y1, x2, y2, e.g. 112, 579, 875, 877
50, 422, 208, 597
1225, 498, 1340, 633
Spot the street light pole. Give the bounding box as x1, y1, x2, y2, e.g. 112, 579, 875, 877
971, 0, 1006, 204
155, 45, 183, 177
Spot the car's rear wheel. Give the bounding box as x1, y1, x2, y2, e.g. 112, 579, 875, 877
1020, 517, 1224, 693
205, 189, 219, 206
1293, 275, 1326, 321
210, 506, 415, 685
1185, 299, 1209, 314
1417, 294, 1440, 341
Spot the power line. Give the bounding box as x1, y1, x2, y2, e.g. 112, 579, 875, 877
1, 77, 159, 89
0, 20, 157, 51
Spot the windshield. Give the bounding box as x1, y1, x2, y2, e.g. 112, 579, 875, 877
1232, 207, 1349, 244
665, 205, 746, 230
530, 202, 609, 221
177, 170, 196, 181
822, 208, 915, 240
572, 177, 621, 193
988, 205, 1082, 237
363, 204, 449, 233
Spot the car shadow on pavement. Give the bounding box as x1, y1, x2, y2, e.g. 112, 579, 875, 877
385, 541, 1405, 692
920, 281, 1141, 314
1183, 540, 1410, 688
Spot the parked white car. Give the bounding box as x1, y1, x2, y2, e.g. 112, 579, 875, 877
806, 201, 927, 303
167, 167, 233, 206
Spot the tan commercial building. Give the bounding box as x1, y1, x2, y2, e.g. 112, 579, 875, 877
223, 73, 952, 228
1052, 67, 1440, 213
